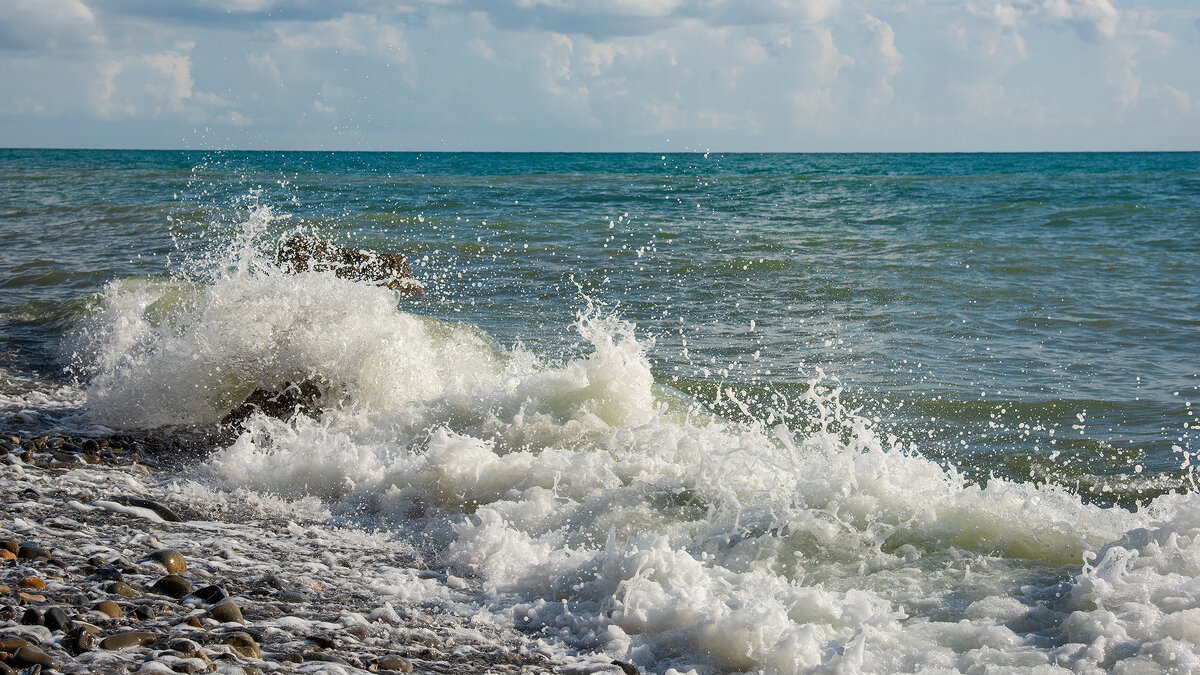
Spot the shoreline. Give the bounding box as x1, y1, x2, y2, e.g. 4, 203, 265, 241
0, 432, 576, 674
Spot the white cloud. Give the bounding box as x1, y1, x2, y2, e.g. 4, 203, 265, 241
0, 0, 102, 51
1041, 0, 1119, 41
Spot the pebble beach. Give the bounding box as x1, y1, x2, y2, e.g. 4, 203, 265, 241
0, 433, 577, 674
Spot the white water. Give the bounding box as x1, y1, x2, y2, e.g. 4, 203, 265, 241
71, 207, 1200, 673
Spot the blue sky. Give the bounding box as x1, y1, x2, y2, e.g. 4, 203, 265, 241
1, 0, 1198, 151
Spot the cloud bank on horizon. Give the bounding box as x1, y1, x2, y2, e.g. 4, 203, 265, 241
0, 0, 1198, 151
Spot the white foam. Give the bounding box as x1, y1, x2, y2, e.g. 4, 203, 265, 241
71, 209, 1200, 673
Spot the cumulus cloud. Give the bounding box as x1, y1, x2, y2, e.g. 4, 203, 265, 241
0, 0, 102, 52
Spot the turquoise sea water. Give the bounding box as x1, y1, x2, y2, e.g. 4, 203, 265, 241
3, 150, 1200, 673
3, 150, 1196, 502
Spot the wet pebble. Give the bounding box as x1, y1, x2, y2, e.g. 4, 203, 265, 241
10, 645, 54, 669
144, 549, 187, 574
133, 604, 157, 620
67, 626, 96, 653
107, 581, 140, 598
91, 567, 124, 582
191, 584, 227, 604
151, 574, 192, 598
44, 606, 72, 632
18, 576, 46, 590
222, 631, 261, 659
22, 607, 42, 625
94, 600, 123, 618
100, 630, 159, 650
377, 655, 414, 673
207, 600, 244, 625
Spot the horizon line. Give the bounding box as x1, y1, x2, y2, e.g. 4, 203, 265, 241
3, 146, 1199, 155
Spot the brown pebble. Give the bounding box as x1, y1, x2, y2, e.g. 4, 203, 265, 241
222, 631, 261, 659
1, 540, 18, 554
377, 655, 413, 672
151, 574, 192, 598
0, 584, 10, 594
21, 607, 42, 625
68, 626, 96, 653
81, 454, 101, 464
145, 549, 187, 574
185, 616, 204, 629
0, 549, 15, 560
0, 637, 32, 650
107, 581, 140, 598
94, 600, 124, 618
208, 600, 244, 624
100, 630, 159, 650
19, 576, 46, 590
11, 645, 54, 669
18, 591, 46, 603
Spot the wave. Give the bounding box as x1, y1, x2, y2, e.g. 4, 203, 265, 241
65, 203, 1200, 673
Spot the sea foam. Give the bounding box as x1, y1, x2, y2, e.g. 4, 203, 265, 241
71, 206, 1200, 673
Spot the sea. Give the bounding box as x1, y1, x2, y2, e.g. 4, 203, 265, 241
1, 149, 1198, 673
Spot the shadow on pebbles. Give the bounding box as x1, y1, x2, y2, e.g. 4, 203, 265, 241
0, 434, 570, 674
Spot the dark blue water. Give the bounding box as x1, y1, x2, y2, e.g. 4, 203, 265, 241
2, 149, 1198, 503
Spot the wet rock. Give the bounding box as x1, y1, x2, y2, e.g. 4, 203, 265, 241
11, 645, 54, 669
107, 581, 140, 598
114, 496, 181, 522
19, 576, 46, 590
144, 549, 187, 574
134, 604, 157, 620
100, 631, 160, 650
18, 591, 46, 603
277, 234, 423, 295
0, 549, 15, 561
152, 575, 192, 598
0, 637, 32, 651
94, 600, 123, 618
221, 381, 323, 427
22, 607, 43, 625
81, 439, 100, 453
305, 634, 337, 650
612, 660, 642, 675
67, 626, 96, 653
377, 655, 414, 673
207, 601, 244, 625
222, 631, 261, 659
44, 606, 73, 632
90, 567, 123, 582
17, 544, 50, 560
191, 585, 227, 604
0, 661, 12, 675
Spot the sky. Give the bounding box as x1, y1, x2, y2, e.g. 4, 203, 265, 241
1, 0, 1198, 151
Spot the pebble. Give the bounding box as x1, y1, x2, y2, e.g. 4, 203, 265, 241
116, 497, 182, 522
134, 604, 157, 620
223, 631, 261, 659
0, 637, 32, 650
100, 630, 160, 650
377, 655, 414, 673
11, 645, 54, 669
107, 581, 140, 598
207, 600, 244, 625
68, 626, 96, 653
91, 566, 124, 582
0, 549, 15, 560
22, 607, 42, 625
191, 584, 227, 604
19, 576, 46, 590
18, 591, 47, 603
17, 544, 50, 560
44, 606, 73, 632
145, 549, 187, 574
94, 600, 123, 618
151, 574, 192, 598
